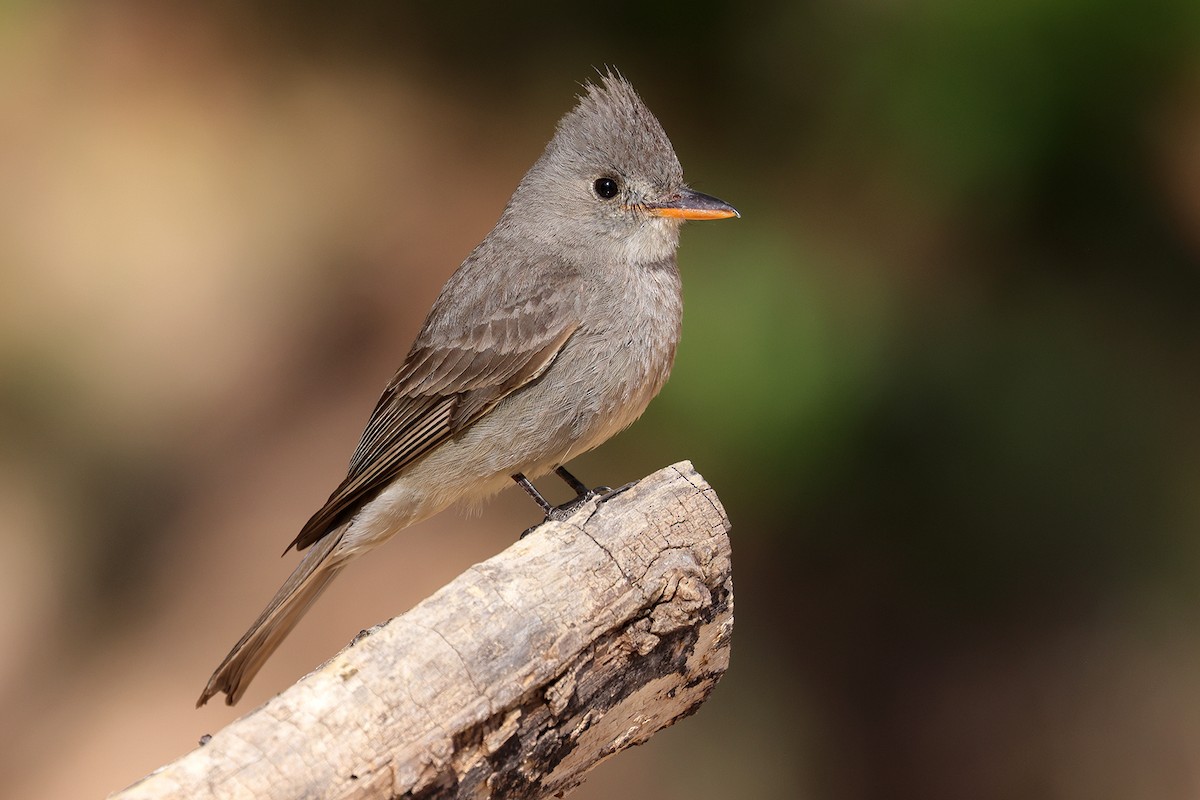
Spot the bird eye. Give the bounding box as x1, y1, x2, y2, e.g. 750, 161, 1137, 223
593, 177, 619, 199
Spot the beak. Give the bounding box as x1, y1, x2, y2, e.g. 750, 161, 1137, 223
645, 188, 740, 220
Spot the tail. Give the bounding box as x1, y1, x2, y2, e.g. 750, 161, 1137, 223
197, 528, 347, 707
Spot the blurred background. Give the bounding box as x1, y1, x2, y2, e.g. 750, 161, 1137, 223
2, 1, 1200, 798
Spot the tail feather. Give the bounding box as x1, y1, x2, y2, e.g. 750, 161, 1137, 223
198, 528, 347, 707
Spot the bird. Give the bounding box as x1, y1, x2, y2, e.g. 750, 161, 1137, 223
197, 70, 738, 706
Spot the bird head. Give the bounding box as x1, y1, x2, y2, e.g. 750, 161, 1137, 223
507, 71, 738, 267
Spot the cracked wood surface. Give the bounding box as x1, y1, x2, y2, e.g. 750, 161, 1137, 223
111, 461, 733, 800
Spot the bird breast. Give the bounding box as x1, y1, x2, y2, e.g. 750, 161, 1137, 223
553, 256, 683, 458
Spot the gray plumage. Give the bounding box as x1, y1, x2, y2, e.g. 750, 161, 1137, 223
198, 71, 737, 706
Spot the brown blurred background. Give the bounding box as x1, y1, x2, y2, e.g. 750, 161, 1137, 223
3, 1, 1200, 798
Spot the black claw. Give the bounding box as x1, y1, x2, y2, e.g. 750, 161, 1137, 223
600, 481, 635, 500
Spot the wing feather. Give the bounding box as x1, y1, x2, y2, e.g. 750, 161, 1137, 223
286, 269, 581, 552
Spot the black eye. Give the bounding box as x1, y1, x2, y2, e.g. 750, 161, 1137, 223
593, 177, 619, 199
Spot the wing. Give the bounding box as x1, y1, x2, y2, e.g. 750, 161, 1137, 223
286, 272, 581, 552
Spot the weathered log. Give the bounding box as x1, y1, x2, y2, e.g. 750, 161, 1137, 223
112, 461, 733, 799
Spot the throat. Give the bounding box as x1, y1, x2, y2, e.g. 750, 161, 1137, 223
619, 218, 681, 266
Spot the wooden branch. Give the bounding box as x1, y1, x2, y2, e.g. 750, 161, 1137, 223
113, 461, 733, 800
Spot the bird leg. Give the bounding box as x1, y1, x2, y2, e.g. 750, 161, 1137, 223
550, 466, 626, 519
512, 473, 554, 516
511, 468, 630, 538
553, 466, 611, 498
555, 466, 637, 507
512, 469, 604, 520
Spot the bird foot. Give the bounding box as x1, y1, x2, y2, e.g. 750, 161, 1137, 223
516, 481, 635, 538
513, 466, 640, 538
546, 480, 636, 520
546, 488, 606, 521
